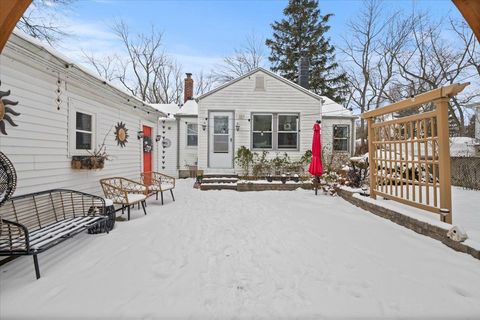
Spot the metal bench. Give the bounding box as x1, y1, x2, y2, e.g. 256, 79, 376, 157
0, 189, 110, 279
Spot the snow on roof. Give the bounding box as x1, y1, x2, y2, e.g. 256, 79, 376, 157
151, 100, 198, 118
9, 29, 164, 117
151, 103, 180, 118
177, 100, 198, 116
321, 96, 355, 117
450, 137, 477, 156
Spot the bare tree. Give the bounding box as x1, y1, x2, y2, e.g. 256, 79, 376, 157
83, 20, 184, 104
194, 71, 216, 96
17, 0, 73, 46
82, 50, 119, 82
341, 0, 410, 147
394, 14, 478, 134
343, 0, 479, 140
213, 32, 265, 83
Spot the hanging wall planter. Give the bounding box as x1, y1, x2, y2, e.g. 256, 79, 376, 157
71, 156, 105, 170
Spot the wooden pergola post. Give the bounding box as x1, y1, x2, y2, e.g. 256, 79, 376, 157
436, 97, 453, 224
367, 117, 377, 199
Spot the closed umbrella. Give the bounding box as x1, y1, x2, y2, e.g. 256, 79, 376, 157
308, 121, 323, 195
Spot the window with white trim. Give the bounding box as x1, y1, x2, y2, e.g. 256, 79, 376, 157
75, 111, 93, 150
333, 124, 350, 152
252, 114, 273, 149
251, 113, 299, 150
277, 114, 299, 149
186, 123, 198, 146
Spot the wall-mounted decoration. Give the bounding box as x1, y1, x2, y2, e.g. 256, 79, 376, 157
114, 121, 129, 148
55, 76, 62, 111
0, 152, 17, 206
162, 138, 172, 148
0, 81, 20, 135
143, 136, 153, 153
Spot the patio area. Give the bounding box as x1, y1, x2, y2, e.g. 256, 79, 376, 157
1, 179, 480, 319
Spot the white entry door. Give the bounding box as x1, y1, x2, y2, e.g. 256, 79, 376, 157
209, 111, 234, 168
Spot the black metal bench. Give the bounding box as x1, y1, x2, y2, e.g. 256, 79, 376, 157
0, 189, 112, 279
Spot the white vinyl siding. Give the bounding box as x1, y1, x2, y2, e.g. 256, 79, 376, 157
197, 69, 321, 173
0, 33, 160, 196
178, 117, 198, 169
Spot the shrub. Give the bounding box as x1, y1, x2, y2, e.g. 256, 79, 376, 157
235, 146, 254, 176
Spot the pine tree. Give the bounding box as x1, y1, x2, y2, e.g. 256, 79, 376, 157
266, 0, 347, 103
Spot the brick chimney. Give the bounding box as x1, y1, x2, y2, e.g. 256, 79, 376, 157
297, 56, 309, 89
184, 73, 193, 103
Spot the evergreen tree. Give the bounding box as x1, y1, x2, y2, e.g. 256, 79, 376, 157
266, 0, 347, 103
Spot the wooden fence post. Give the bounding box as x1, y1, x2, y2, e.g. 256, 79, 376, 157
436, 98, 453, 224
367, 117, 377, 199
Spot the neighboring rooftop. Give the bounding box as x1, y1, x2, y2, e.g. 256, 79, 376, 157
321, 96, 355, 118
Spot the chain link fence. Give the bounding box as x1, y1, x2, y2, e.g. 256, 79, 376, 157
451, 156, 480, 190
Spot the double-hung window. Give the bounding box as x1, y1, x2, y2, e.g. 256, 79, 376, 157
252, 114, 273, 149
333, 125, 350, 152
277, 114, 299, 149
186, 123, 198, 147
75, 111, 93, 150
252, 113, 299, 150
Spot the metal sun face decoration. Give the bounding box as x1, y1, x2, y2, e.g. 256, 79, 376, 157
0, 81, 20, 135
114, 121, 129, 148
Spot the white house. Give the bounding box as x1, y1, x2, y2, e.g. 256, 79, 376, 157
196, 68, 356, 174
151, 74, 199, 178
0, 31, 166, 196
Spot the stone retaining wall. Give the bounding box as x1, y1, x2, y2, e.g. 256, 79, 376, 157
336, 188, 480, 260
237, 183, 313, 192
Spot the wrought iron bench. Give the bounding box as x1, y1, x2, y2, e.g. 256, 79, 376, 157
100, 177, 148, 220
141, 171, 176, 205
0, 189, 111, 279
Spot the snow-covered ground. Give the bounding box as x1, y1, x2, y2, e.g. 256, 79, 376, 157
1, 179, 480, 319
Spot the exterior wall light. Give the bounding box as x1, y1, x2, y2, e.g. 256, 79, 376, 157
236, 122, 240, 132
202, 123, 207, 131
137, 131, 144, 139
155, 135, 162, 142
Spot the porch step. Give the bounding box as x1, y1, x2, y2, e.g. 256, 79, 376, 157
203, 174, 238, 179
200, 174, 238, 191
200, 183, 238, 191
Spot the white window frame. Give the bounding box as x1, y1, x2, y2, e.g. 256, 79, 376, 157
69, 107, 96, 156
251, 113, 273, 150
186, 122, 198, 147
277, 113, 299, 151
333, 124, 350, 152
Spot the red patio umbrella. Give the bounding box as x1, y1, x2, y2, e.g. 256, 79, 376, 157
308, 121, 323, 195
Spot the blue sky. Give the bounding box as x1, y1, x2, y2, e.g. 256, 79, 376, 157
57, 0, 463, 74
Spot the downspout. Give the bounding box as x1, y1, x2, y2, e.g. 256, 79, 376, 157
176, 116, 180, 171
351, 117, 355, 156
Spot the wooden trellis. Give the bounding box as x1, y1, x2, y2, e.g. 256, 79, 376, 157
362, 83, 469, 224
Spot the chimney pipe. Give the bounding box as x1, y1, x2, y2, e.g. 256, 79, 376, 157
297, 56, 309, 89
184, 73, 193, 103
